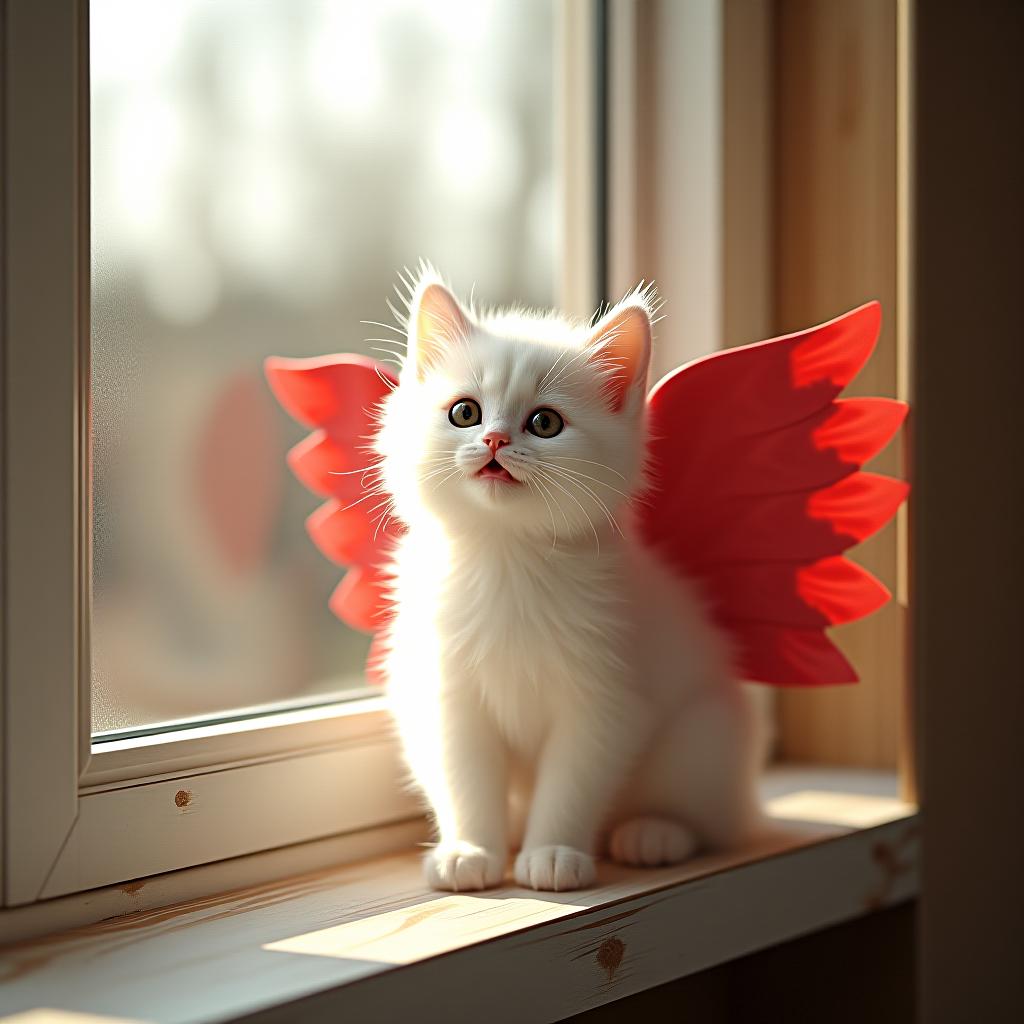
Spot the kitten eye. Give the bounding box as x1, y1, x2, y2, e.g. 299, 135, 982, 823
448, 398, 482, 427
527, 408, 564, 438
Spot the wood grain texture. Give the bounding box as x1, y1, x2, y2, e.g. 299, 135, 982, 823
0, 819, 431, 949
0, 770, 916, 1024
773, 0, 905, 768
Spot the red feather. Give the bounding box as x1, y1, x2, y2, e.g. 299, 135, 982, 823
706, 557, 891, 630
640, 300, 907, 685
730, 624, 859, 686
265, 354, 399, 648
329, 566, 390, 633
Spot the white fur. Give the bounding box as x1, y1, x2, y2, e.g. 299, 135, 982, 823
375, 269, 765, 892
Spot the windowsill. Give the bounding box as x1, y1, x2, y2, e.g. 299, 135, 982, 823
0, 767, 918, 1023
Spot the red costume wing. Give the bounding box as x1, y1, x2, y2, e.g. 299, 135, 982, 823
264, 355, 399, 635
641, 301, 908, 686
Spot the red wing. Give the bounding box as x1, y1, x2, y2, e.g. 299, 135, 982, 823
729, 624, 859, 687
641, 301, 908, 686
265, 355, 399, 637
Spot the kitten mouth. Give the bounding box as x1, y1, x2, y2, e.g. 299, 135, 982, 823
477, 459, 519, 483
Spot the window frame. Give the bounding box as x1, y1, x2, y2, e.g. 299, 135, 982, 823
2, 0, 911, 912
3, 0, 88, 907
1, 0, 605, 907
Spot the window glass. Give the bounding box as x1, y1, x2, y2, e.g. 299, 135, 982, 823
90, 0, 558, 734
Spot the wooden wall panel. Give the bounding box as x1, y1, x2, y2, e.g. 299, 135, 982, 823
913, 1, 1024, 1018
773, 0, 904, 768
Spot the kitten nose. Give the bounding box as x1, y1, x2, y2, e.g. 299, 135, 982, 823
483, 431, 511, 453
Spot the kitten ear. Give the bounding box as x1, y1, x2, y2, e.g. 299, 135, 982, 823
407, 277, 471, 378
587, 299, 652, 412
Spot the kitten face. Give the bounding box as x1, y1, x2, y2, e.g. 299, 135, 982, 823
377, 277, 653, 543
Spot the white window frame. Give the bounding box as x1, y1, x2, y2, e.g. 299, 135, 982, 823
1, 0, 608, 907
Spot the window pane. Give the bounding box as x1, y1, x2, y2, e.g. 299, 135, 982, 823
90, 0, 558, 734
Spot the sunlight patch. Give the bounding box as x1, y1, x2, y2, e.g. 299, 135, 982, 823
0, 1012, 146, 1024
263, 893, 584, 965
766, 789, 914, 829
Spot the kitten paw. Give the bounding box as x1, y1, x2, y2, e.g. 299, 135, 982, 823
514, 845, 596, 891
608, 817, 698, 867
424, 842, 504, 892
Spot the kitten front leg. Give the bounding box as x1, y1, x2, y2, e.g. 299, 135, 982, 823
516, 698, 649, 892
393, 681, 509, 892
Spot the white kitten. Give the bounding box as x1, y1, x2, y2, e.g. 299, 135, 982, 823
376, 270, 765, 892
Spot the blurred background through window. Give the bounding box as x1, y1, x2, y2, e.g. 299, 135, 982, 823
90, 0, 559, 733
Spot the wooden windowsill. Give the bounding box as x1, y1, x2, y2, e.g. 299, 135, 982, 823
0, 768, 917, 1024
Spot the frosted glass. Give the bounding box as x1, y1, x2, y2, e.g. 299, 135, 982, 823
90, 0, 557, 734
